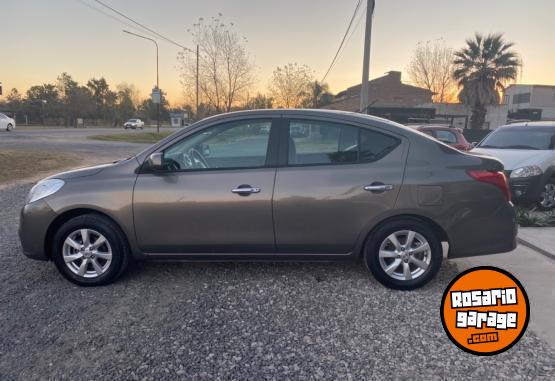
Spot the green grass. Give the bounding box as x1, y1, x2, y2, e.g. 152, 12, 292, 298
88, 131, 174, 144
0, 149, 80, 183
516, 206, 555, 227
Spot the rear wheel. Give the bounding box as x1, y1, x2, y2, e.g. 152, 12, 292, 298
538, 180, 555, 210
364, 218, 442, 290
52, 214, 130, 286
6, 123, 13, 131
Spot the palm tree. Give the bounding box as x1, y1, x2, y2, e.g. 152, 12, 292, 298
304, 81, 334, 108
453, 33, 520, 129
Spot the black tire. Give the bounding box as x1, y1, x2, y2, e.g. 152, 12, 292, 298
364, 218, 443, 290
6, 124, 13, 131
536, 179, 555, 210
51, 214, 130, 286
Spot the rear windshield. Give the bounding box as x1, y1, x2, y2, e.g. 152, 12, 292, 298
478, 127, 555, 150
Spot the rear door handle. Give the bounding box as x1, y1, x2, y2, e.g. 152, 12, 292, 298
364, 184, 394, 193
231, 186, 261, 195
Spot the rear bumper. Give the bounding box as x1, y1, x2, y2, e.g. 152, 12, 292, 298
448, 203, 518, 258
19, 200, 57, 261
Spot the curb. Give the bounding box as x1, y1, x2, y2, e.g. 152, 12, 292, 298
518, 237, 555, 261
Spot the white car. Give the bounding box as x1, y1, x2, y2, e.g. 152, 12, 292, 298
472, 121, 555, 209
0, 112, 16, 131
123, 118, 144, 129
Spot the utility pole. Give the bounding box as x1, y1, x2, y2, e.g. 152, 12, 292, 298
196, 44, 199, 116
123, 30, 160, 133
360, 0, 375, 114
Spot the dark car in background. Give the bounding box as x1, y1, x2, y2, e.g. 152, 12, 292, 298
19, 110, 517, 290
412, 125, 473, 151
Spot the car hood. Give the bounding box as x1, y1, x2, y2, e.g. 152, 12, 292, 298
471, 148, 554, 170
45, 162, 115, 180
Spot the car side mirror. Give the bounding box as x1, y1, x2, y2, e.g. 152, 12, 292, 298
147, 153, 164, 170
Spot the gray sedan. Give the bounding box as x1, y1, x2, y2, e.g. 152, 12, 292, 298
19, 110, 517, 289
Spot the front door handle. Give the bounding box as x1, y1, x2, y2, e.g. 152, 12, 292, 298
231, 185, 261, 195
364, 183, 394, 193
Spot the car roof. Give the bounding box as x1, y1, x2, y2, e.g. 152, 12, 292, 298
411, 125, 454, 130
501, 121, 555, 128
198, 108, 410, 130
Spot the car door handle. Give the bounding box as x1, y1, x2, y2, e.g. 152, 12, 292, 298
231, 186, 261, 195
364, 184, 394, 192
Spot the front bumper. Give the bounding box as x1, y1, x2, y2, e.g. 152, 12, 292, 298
19, 200, 58, 261
507, 173, 543, 204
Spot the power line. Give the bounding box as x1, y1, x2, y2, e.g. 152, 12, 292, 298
74, 0, 160, 40
321, 0, 363, 82
91, 0, 195, 53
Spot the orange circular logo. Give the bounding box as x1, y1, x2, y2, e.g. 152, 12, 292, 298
440, 266, 529, 356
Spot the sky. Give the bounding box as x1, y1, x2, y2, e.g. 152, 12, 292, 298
1, 0, 554, 105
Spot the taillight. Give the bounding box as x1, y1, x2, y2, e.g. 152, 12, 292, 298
467, 170, 511, 202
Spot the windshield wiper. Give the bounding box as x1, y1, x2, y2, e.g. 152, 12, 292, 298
478, 145, 500, 149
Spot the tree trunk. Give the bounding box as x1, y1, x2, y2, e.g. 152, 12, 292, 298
470, 104, 487, 129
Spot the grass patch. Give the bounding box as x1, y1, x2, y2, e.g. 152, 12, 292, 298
88, 131, 174, 144
516, 206, 555, 227
0, 149, 80, 183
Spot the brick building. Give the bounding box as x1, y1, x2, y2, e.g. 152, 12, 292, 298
322, 71, 434, 112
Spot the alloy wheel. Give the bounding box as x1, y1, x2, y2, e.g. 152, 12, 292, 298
62, 229, 112, 278
539, 183, 555, 209
378, 230, 431, 281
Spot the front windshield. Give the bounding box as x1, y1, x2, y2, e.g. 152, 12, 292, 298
478, 127, 555, 150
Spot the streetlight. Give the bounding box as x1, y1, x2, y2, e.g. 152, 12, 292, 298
123, 29, 160, 133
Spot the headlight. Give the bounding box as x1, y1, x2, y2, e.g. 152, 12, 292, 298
510, 166, 543, 178
26, 179, 65, 204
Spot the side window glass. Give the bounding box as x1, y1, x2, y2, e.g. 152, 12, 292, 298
164, 120, 271, 171
435, 130, 457, 144
288, 120, 358, 165
288, 119, 400, 165
359, 128, 401, 162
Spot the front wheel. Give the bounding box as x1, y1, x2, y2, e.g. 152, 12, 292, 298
538, 180, 555, 210
52, 214, 130, 286
6, 124, 13, 131
364, 219, 443, 290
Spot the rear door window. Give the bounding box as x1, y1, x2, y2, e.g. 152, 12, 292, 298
434, 130, 457, 144
287, 120, 400, 165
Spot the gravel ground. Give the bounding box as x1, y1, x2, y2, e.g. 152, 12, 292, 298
1, 183, 554, 380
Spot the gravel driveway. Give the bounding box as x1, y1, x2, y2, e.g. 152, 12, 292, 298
1, 182, 554, 380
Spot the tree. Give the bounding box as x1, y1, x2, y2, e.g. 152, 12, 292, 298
302, 80, 334, 108
138, 89, 169, 122
268, 63, 313, 108
178, 14, 255, 114
87, 77, 117, 121
114, 83, 137, 124
453, 33, 521, 129
407, 39, 457, 103
244, 93, 273, 110
26, 84, 61, 123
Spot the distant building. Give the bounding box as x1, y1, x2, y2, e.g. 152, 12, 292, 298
322, 71, 434, 112
169, 111, 189, 128
504, 84, 555, 120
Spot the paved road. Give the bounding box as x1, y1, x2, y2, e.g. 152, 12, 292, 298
0, 129, 554, 379
0, 127, 175, 163
454, 245, 555, 349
